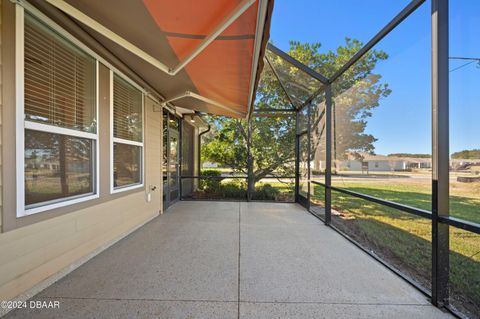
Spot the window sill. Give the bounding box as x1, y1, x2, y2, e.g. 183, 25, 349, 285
20, 193, 100, 217
111, 183, 144, 194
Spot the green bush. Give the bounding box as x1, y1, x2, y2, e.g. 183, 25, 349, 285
199, 169, 222, 193
222, 180, 247, 199
253, 183, 279, 200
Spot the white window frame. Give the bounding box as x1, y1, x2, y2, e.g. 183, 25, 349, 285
15, 4, 100, 217
109, 70, 145, 194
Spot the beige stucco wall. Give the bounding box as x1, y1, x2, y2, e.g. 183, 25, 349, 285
0, 0, 164, 309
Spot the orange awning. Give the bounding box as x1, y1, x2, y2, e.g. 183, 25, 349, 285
40, 0, 273, 118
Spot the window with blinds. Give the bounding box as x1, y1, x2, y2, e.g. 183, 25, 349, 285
24, 13, 96, 133
113, 75, 143, 142
21, 11, 98, 213
112, 74, 144, 191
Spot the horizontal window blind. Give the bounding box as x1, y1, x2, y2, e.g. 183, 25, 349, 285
113, 74, 143, 142
24, 13, 96, 133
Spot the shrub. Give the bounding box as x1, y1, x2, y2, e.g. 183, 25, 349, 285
253, 183, 279, 200
199, 169, 222, 193
222, 180, 247, 199
200, 169, 222, 177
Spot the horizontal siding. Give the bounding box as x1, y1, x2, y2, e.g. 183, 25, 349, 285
0, 96, 162, 303
0, 207, 156, 301
0, 192, 158, 299
0, 4, 163, 309
0, 0, 3, 228
145, 97, 162, 210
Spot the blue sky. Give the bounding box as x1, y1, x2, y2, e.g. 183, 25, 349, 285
269, 0, 479, 156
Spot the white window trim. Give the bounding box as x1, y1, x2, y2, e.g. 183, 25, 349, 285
109, 70, 145, 194
25, 122, 98, 140
15, 5, 100, 217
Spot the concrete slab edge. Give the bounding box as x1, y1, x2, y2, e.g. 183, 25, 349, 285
0, 213, 160, 318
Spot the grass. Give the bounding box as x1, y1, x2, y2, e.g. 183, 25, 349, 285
310, 181, 480, 318
261, 182, 295, 201
253, 181, 295, 201
330, 180, 480, 223
192, 172, 479, 315
25, 173, 92, 204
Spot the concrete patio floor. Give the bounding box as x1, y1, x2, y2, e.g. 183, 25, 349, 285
4, 202, 452, 319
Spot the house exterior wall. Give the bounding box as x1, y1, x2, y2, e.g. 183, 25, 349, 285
339, 160, 363, 171
339, 160, 406, 172
0, 0, 3, 229
0, 0, 164, 311
368, 160, 405, 171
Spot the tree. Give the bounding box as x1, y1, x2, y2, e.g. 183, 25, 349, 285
201, 38, 391, 183
201, 117, 249, 176
201, 113, 296, 192
451, 149, 480, 160
24, 130, 93, 204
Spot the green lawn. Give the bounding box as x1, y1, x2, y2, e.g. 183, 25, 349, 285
330, 180, 480, 224
194, 174, 479, 316
253, 181, 295, 201
311, 182, 480, 317
25, 173, 92, 204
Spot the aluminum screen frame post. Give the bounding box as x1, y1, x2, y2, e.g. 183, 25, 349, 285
179, 120, 183, 200
325, 85, 332, 225
306, 102, 311, 210
294, 110, 300, 202
247, 119, 253, 201
431, 0, 449, 307
198, 124, 211, 176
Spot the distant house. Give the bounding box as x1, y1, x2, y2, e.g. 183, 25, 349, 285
202, 162, 219, 168
450, 159, 480, 171
336, 153, 432, 172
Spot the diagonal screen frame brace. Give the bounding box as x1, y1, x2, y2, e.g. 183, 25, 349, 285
264, 56, 297, 110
